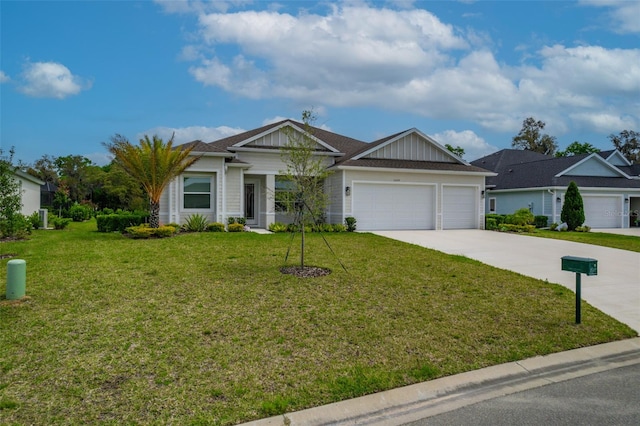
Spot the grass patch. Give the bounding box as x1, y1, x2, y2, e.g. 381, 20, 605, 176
0, 220, 636, 425
528, 229, 640, 252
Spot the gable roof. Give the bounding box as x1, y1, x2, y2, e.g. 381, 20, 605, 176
334, 128, 492, 174
472, 149, 640, 190
176, 120, 492, 174
178, 140, 234, 156
205, 120, 368, 156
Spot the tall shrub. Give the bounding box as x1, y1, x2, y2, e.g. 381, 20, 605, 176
0, 147, 28, 238
560, 181, 585, 231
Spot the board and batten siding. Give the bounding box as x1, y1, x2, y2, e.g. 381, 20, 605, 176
364, 133, 454, 162
245, 128, 329, 151
236, 151, 334, 174
225, 167, 243, 218
325, 171, 344, 224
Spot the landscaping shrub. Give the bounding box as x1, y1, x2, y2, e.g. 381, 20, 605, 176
499, 224, 535, 233
125, 224, 177, 238
332, 223, 346, 232
506, 208, 534, 226
49, 214, 71, 230
183, 214, 209, 232
0, 214, 32, 239
345, 216, 357, 232
268, 222, 288, 233
207, 222, 226, 232
314, 223, 334, 233
96, 213, 148, 233
125, 224, 154, 239
575, 225, 591, 233
227, 217, 247, 225
28, 211, 42, 229
485, 217, 497, 230
69, 203, 93, 222
486, 214, 506, 227
227, 223, 245, 232
561, 181, 585, 231
534, 215, 549, 228
550, 222, 559, 231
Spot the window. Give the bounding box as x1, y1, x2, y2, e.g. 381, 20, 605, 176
183, 176, 211, 209
489, 197, 496, 213
274, 176, 296, 212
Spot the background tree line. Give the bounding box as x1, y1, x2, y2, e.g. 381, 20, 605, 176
23, 154, 147, 216
511, 117, 639, 162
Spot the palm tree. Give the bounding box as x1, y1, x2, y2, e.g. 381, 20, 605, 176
104, 134, 200, 228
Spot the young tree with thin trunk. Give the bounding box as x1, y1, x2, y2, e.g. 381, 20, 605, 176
280, 110, 333, 268
103, 134, 200, 228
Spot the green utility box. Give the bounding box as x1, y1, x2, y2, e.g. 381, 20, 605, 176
561, 256, 598, 276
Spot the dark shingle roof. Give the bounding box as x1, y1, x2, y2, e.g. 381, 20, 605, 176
336, 158, 491, 173
178, 140, 231, 154
207, 120, 368, 156
472, 149, 640, 190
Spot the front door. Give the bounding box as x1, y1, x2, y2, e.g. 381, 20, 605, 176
244, 180, 259, 226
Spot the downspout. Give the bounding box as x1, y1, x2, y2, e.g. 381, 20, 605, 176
221, 162, 227, 224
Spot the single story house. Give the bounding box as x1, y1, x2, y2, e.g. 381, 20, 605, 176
471, 149, 640, 228
160, 120, 494, 231
12, 170, 45, 216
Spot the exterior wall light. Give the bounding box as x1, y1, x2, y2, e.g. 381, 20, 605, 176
345, 186, 351, 196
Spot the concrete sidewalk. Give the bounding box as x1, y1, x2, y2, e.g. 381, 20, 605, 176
240, 338, 640, 426
374, 230, 640, 333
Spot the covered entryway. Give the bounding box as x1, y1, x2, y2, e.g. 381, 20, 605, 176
442, 186, 478, 229
583, 195, 620, 228
352, 182, 435, 230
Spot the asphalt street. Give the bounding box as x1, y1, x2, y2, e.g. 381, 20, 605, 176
405, 363, 640, 426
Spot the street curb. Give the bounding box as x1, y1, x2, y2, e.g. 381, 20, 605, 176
239, 337, 640, 426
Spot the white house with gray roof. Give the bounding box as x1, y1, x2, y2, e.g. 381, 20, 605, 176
160, 120, 495, 231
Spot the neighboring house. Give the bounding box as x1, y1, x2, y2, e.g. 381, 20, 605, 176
471, 149, 640, 228
12, 170, 45, 216
160, 120, 494, 231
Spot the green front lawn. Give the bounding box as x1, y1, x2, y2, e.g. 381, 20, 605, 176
528, 229, 640, 252
1, 221, 636, 425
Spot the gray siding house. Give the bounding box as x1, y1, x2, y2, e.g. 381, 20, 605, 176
472, 149, 640, 228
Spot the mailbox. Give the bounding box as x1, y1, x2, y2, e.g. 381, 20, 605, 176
561, 256, 597, 276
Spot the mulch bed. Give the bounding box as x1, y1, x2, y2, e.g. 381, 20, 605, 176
280, 266, 331, 278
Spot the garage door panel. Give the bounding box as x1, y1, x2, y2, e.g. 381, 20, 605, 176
583, 196, 619, 228
353, 183, 434, 231
443, 186, 477, 229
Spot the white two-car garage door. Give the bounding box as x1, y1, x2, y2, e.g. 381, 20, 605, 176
353, 183, 435, 230
442, 186, 478, 229
583, 196, 620, 228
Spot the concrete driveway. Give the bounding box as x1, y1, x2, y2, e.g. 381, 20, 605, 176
373, 230, 640, 333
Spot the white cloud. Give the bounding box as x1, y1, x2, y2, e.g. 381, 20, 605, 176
580, 0, 640, 34
19, 61, 90, 99
171, 3, 639, 140
569, 112, 637, 134
136, 125, 246, 145
0, 71, 9, 83
431, 129, 498, 161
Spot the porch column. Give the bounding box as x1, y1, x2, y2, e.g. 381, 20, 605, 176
265, 174, 276, 228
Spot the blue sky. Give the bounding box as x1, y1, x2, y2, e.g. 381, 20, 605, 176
1, 0, 639, 166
